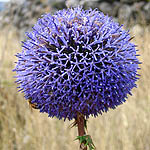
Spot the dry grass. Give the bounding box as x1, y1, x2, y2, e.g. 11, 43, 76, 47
0, 26, 149, 150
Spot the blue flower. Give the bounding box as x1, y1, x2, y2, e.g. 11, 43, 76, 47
14, 7, 140, 120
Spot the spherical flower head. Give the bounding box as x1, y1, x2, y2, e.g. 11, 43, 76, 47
14, 7, 140, 120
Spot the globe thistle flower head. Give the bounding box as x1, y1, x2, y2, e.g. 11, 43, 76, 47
14, 7, 140, 120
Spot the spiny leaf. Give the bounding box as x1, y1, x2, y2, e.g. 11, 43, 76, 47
75, 135, 96, 150
69, 120, 77, 128
84, 119, 88, 131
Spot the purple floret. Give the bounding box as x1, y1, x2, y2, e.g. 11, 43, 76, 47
14, 7, 140, 120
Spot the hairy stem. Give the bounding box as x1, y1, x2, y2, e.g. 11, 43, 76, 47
76, 112, 87, 150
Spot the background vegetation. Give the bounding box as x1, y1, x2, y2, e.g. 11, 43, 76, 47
0, 1, 150, 149
0, 25, 149, 150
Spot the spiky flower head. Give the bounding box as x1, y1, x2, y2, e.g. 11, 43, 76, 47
14, 7, 140, 120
